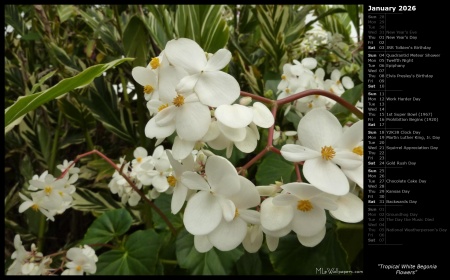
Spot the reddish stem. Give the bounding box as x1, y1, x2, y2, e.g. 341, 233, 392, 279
58, 150, 177, 236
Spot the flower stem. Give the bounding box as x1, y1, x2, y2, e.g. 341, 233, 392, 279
60, 150, 177, 236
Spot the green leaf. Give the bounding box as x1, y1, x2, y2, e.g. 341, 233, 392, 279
152, 193, 183, 231
255, 152, 295, 185
176, 228, 244, 275
72, 188, 126, 213
269, 230, 350, 275
96, 229, 162, 275
81, 208, 133, 245
329, 83, 363, 124
336, 222, 363, 265
123, 16, 149, 67
235, 251, 263, 275
57, 5, 76, 23
175, 5, 229, 53
5, 57, 134, 133
80, 79, 136, 144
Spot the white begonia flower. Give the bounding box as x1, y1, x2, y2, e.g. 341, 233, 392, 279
145, 92, 211, 142
242, 224, 264, 253
7, 234, 51, 275
166, 150, 195, 214
328, 191, 364, 223
18, 193, 58, 221
324, 69, 354, 96
337, 121, 364, 188
149, 147, 172, 193
164, 38, 240, 107
181, 155, 241, 236
280, 108, 362, 195
61, 245, 98, 275
272, 183, 338, 238
132, 65, 159, 101
204, 176, 261, 252
57, 159, 80, 174
7, 234, 28, 275
260, 196, 294, 232
297, 225, 327, 247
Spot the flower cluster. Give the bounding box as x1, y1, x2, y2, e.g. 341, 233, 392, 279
276, 57, 354, 116
132, 38, 274, 161
18, 160, 80, 221
7, 234, 97, 276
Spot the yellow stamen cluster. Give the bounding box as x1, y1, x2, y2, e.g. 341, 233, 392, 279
308, 102, 313, 108
281, 74, 287, 80
144, 85, 154, 95
149, 57, 160, 69
285, 88, 291, 93
158, 104, 169, 112
352, 146, 363, 156
234, 208, 240, 218
32, 204, 39, 211
44, 186, 53, 195
173, 94, 185, 107
297, 200, 313, 212
167, 176, 177, 187
137, 157, 143, 163
321, 146, 336, 160
76, 265, 82, 272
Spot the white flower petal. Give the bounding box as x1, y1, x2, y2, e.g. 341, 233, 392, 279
154, 106, 177, 127
165, 38, 206, 74
235, 127, 258, 153
131, 66, 157, 87
297, 226, 326, 247
218, 122, 246, 142
184, 191, 222, 235
331, 69, 341, 81
260, 197, 294, 231
330, 192, 364, 223
195, 71, 240, 107
272, 193, 297, 206
265, 235, 279, 252
218, 196, 236, 222
242, 226, 263, 253
206, 133, 230, 150
303, 158, 349, 195
175, 74, 201, 95
336, 121, 364, 149
298, 108, 343, 150
145, 118, 175, 139
215, 104, 253, 128
205, 156, 240, 196
230, 176, 260, 209
159, 65, 187, 102
342, 76, 354, 89
18, 200, 34, 213
208, 218, 247, 251
333, 150, 363, 169
202, 120, 221, 142
194, 235, 213, 253
133, 147, 148, 159
281, 183, 324, 199
252, 102, 274, 128
301, 57, 317, 69
204, 49, 232, 71
152, 175, 169, 192
280, 144, 320, 162
239, 209, 261, 225
342, 164, 364, 189
176, 101, 211, 141
172, 136, 196, 161
291, 206, 326, 237
171, 183, 188, 214
181, 171, 211, 191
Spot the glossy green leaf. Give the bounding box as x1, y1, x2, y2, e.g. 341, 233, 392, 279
329, 83, 363, 124
96, 229, 162, 275
336, 222, 363, 265
175, 5, 229, 53
123, 16, 149, 67
269, 230, 350, 275
152, 193, 183, 231
57, 5, 76, 23
255, 152, 295, 185
5, 57, 134, 133
235, 251, 263, 275
72, 188, 127, 213
81, 208, 133, 245
176, 228, 244, 275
